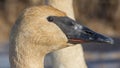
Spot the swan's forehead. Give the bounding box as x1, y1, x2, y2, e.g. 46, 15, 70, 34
23, 6, 67, 34
24, 6, 66, 19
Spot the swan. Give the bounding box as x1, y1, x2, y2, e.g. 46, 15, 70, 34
9, 5, 113, 68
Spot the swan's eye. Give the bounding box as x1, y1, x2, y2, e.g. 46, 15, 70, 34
47, 16, 54, 22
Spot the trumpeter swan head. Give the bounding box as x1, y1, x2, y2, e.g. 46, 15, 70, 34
10, 6, 69, 53
10, 6, 113, 53
9, 5, 113, 68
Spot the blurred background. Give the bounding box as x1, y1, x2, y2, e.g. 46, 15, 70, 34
0, 0, 120, 68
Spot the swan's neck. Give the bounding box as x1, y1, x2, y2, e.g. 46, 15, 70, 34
9, 42, 45, 68
51, 45, 87, 68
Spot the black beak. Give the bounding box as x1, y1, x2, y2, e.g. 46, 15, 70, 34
68, 26, 114, 44
47, 16, 114, 44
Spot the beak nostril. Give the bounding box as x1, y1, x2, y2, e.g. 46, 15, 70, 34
84, 30, 94, 36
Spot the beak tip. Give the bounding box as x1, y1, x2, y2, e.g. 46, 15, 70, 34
106, 37, 114, 44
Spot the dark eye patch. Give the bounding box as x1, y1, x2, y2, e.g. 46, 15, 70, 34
47, 16, 54, 22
